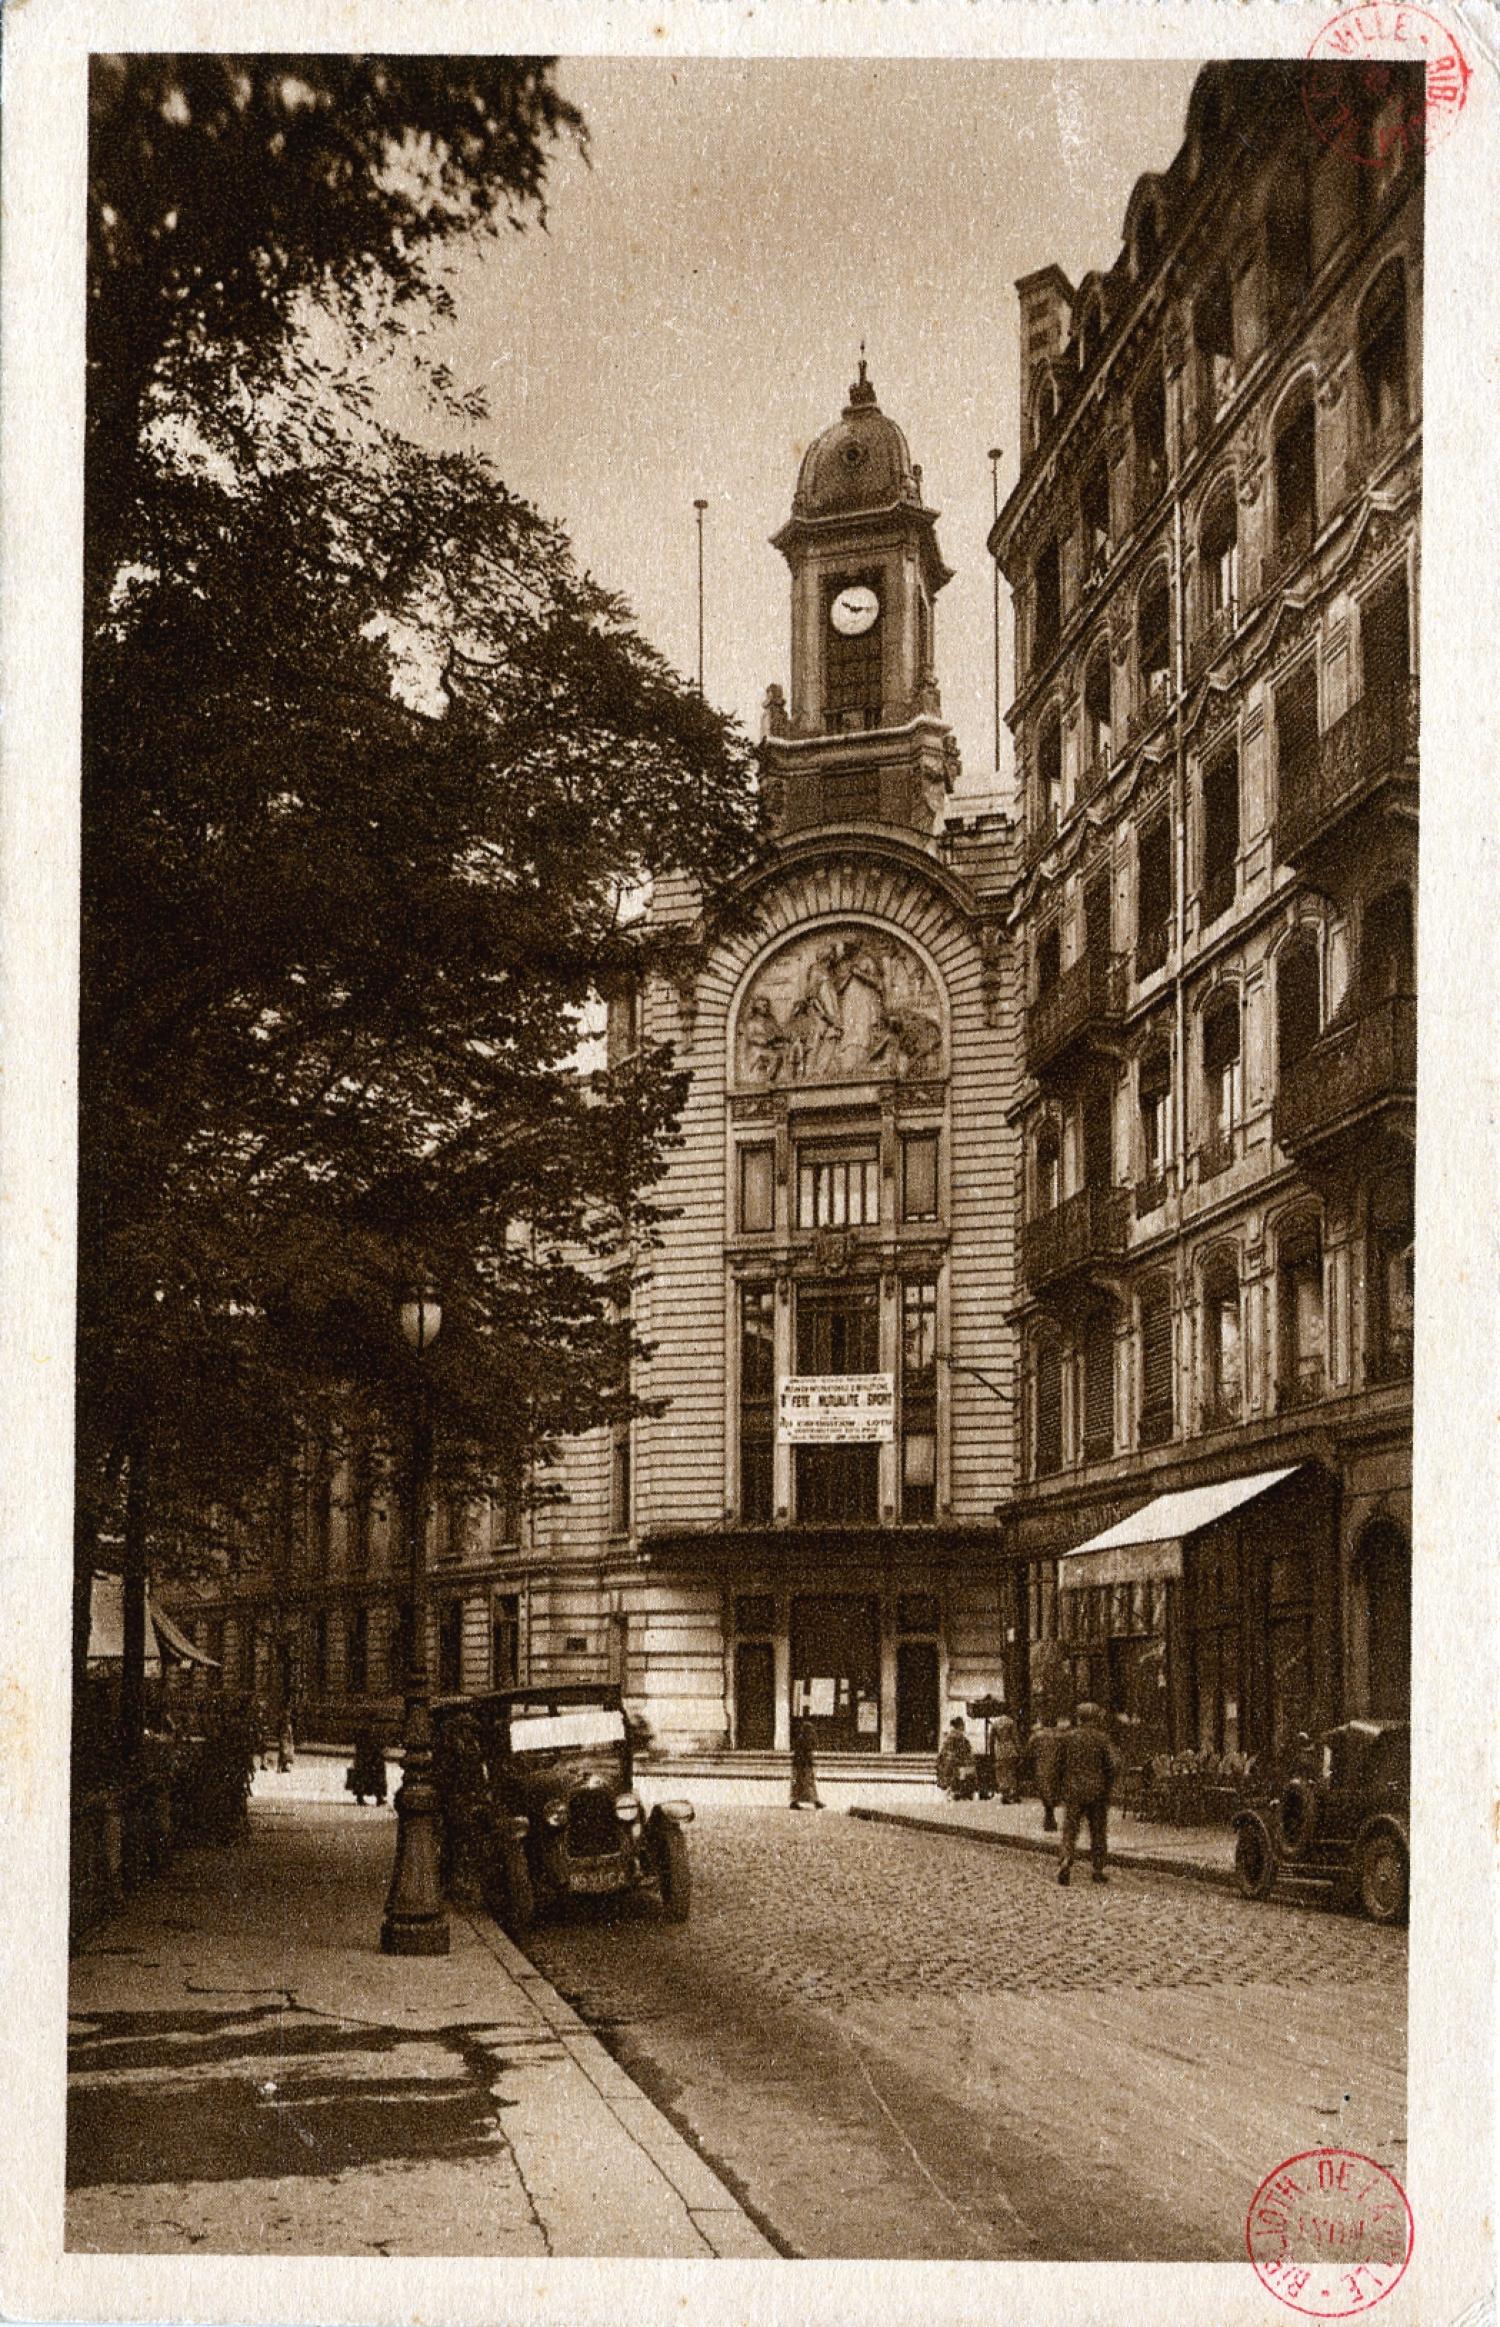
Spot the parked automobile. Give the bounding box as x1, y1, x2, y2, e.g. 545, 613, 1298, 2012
1232, 1719, 1409, 1924
430, 1683, 693, 1937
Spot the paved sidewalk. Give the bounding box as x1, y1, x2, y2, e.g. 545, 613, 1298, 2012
66, 1794, 775, 2258
849, 1794, 1237, 1887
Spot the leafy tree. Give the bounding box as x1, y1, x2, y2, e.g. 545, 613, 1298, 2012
81, 58, 766, 1718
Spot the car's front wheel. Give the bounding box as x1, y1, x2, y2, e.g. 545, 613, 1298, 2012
1234, 1813, 1278, 1901
655, 1823, 691, 1923
1357, 1826, 1408, 1925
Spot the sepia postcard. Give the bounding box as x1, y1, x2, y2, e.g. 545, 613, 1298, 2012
1, 2, 1495, 2324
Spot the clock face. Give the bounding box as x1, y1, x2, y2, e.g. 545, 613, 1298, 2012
830, 583, 880, 638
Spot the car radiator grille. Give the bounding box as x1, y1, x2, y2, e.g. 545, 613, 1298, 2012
567, 1789, 620, 1859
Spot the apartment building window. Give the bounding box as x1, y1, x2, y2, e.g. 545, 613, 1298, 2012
312, 1609, 330, 1697
1273, 391, 1317, 566
901, 1131, 939, 1223
1036, 711, 1063, 830
1035, 920, 1061, 1002
311, 1459, 334, 1574
1034, 1123, 1062, 1216
1133, 369, 1167, 513
824, 572, 883, 730
1081, 1302, 1116, 1461
738, 1143, 774, 1233
1367, 1162, 1415, 1382
1139, 1279, 1175, 1446
1360, 571, 1411, 712
1083, 646, 1113, 772
901, 1278, 939, 1522
1033, 537, 1061, 663
1136, 811, 1173, 977
1138, 1039, 1173, 1206
606, 977, 642, 1069
1277, 1212, 1325, 1408
1199, 490, 1238, 626
492, 1591, 520, 1688
1034, 1334, 1064, 1479
609, 1424, 632, 1535
1266, 164, 1312, 325
1137, 571, 1171, 708
795, 1281, 880, 1522
1361, 884, 1414, 1005
1082, 462, 1111, 575
1201, 1250, 1243, 1426
438, 1599, 463, 1695
1194, 270, 1235, 418
1276, 934, 1322, 1077
1358, 263, 1409, 450
798, 1140, 880, 1228
345, 1606, 369, 1697
1201, 993, 1241, 1173
1200, 749, 1240, 925
739, 1284, 775, 1522
1275, 661, 1320, 806
347, 1437, 373, 1575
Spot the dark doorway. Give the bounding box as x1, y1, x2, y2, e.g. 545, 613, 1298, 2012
896, 1640, 939, 1754
1362, 1521, 1411, 1718
734, 1641, 775, 1749
791, 1593, 880, 1750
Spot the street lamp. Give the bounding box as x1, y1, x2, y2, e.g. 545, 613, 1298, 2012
380, 1285, 450, 1955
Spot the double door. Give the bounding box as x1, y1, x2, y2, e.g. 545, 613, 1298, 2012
791, 1594, 880, 1750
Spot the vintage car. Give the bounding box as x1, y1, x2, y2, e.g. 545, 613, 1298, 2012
1232, 1718, 1409, 1924
430, 1683, 693, 1937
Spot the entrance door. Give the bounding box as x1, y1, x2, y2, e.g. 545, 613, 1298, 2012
895, 1640, 940, 1754
734, 1641, 775, 1749
791, 1594, 880, 1750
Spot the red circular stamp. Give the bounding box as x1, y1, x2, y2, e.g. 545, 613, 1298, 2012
1303, 6, 1471, 163
1247, 2149, 1414, 2316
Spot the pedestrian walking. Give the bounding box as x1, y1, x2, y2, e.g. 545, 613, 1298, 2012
1056, 1702, 1117, 1886
936, 1715, 978, 1801
790, 1717, 824, 1810
989, 1712, 1022, 1803
345, 1723, 388, 1808
276, 1707, 296, 1773
1029, 1713, 1068, 1833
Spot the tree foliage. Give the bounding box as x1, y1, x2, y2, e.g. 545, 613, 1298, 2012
81, 58, 766, 1591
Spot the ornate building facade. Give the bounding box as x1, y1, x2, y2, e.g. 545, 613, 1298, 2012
992, 61, 1419, 1757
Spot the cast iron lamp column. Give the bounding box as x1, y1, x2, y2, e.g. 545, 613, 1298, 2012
380, 1289, 450, 1956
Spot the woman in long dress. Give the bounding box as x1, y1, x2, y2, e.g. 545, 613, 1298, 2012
790, 1718, 824, 1810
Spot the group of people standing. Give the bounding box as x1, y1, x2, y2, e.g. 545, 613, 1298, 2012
939, 1704, 1120, 1886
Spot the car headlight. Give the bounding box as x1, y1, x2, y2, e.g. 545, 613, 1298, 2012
614, 1793, 642, 1823
543, 1801, 568, 1830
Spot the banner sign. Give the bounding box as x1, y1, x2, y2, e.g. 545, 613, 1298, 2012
778, 1373, 895, 1444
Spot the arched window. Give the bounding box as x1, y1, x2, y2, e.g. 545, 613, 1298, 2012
1081, 461, 1111, 574
1200, 1246, 1243, 1425
1034, 1124, 1062, 1217
1039, 375, 1058, 430
1199, 490, 1238, 629
1273, 384, 1317, 568
1033, 536, 1062, 663
1133, 368, 1167, 517
1033, 1332, 1064, 1479
1137, 569, 1171, 707
1083, 646, 1112, 773
1276, 1209, 1325, 1409
1266, 162, 1311, 325
1034, 919, 1062, 1002
1276, 933, 1323, 1077
1194, 271, 1235, 418
1036, 709, 1063, 831
1361, 885, 1414, 1006
1201, 992, 1241, 1172
1138, 1037, 1172, 1201
1136, 809, 1173, 978
1200, 749, 1240, 925
1358, 263, 1408, 450
1138, 1277, 1175, 1447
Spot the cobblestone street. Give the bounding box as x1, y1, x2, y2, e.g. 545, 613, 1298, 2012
526, 1807, 1407, 2259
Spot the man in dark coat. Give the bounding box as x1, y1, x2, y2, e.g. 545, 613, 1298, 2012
1057, 1702, 1118, 1885
1029, 1714, 1068, 1832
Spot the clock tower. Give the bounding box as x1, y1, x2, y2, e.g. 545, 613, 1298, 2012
764, 362, 957, 838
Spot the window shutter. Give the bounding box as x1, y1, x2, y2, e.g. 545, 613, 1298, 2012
1142, 1290, 1174, 1415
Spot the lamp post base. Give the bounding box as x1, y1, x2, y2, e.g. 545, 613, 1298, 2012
380, 1768, 450, 1957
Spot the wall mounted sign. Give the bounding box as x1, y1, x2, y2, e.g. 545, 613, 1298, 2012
778, 1373, 895, 1444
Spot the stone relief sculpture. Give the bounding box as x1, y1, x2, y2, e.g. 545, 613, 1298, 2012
735, 927, 943, 1087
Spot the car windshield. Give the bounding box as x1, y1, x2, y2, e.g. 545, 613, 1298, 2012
507, 1706, 626, 1754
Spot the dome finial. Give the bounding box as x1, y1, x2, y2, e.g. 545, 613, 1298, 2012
848, 343, 876, 408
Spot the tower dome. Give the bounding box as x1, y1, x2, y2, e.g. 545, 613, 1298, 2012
791, 361, 923, 520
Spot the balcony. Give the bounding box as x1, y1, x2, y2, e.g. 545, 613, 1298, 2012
1275, 996, 1417, 1165
1277, 1360, 1326, 1414
1024, 805, 1059, 871
1026, 951, 1128, 1079
1022, 1183, 1130, 1295
1134, 1171, 1168, 1219
1077, 743, 1113, 809
1276, 679, 1419, 869
1198, 1127, 1235, 1183
1135, 919, 1171, 982
1188, 601, 1236, 681
1126, 670, 1172, 747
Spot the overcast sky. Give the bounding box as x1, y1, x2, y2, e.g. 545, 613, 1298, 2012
376, 57, 1202, 808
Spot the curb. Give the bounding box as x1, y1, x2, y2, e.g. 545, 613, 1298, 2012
847, 1804, 1238, 1892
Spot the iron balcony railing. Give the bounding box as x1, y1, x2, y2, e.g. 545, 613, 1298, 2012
1275, 995, 1417, 1158
1026, 951, 1127, 1077
1022, 1183, 1131, 1293
1188, 600, 1237, 680
1277, 678, 1420, 865
1025, 804, 1059, 870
